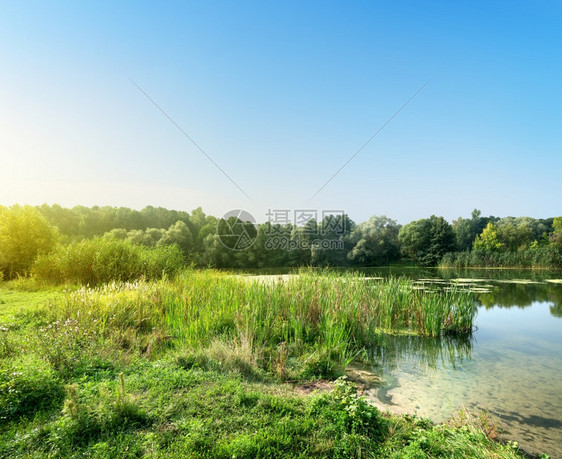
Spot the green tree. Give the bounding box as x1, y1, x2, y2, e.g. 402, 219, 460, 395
158, 221, 194, 255
312, 214, 355, 266
198, 233, 235, 268
398, 219, 431, 260
253, 223, 292, 267
398, 216, 455, 266
37, 203, 81, 236
0, 205, 58, 278
495, 217, 534, 251
452, 209, 489, 251
473, 223, 504, 252
550, 217, 562, 247
107, 228, 128, 240
347, 215, 400, 266
287, 219, 318, 266
423, 216, 456, 266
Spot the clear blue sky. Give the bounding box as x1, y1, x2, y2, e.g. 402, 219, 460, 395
1, 1, 561, 224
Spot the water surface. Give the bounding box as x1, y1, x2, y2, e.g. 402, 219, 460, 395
365, 268, 562, 457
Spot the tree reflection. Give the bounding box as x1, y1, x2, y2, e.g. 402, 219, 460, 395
550, 303, 562, 318
477, 282, 562, 308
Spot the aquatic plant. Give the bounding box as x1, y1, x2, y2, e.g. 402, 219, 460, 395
35, 269, 476, 380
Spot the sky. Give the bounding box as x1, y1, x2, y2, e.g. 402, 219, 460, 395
1, 1, 561, 225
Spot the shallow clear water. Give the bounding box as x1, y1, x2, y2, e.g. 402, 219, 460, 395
365, 269, 562, 457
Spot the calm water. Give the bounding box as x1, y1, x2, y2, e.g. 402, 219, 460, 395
363, 268, 562, 458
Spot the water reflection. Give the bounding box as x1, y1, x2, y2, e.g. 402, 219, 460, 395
367, 269, 562, 457
379, 270, 562, 319
476, 282, 562, 312
371, 332, 473, 373
549, 302, 562, 318
365, 266, 562, 282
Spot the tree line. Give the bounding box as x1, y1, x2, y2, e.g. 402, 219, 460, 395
0, 204, 560, 281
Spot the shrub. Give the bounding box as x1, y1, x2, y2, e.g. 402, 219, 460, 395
310, 377, 388, 456
33, 236, 184, 285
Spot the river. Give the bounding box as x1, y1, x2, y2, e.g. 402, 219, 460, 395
362, 267, 562, 458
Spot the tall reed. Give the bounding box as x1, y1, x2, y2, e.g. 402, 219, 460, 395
42, 269, 476, 378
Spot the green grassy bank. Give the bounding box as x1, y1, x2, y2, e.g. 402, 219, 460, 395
0, 270, 539, 458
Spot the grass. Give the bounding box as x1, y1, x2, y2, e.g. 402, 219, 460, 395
29, 269, 476, 380
0, 361, 527, 458
0, 288, 59, 321
0, 269, 537, 458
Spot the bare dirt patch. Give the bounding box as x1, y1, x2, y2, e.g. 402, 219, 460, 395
293, 380, 334, 396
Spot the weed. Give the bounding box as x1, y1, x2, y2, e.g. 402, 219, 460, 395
447, 405, 504, 440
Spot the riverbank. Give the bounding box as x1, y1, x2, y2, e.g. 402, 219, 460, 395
0, 271, 542, 457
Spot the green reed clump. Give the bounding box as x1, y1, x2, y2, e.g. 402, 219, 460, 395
38, 269, 476, 380
440, 246, 562, 269
412, 287, 476, 336
32, 236, 184, 285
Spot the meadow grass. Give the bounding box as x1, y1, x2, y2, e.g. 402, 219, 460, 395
0, 359, 526, 458
0, 270, 533, 458
0, 287, 61, 322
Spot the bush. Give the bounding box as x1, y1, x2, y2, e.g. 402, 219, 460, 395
32, 236, 184, 285
310, 377, 388, 456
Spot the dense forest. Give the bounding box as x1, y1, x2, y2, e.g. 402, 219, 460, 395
0, 204, 561, 281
